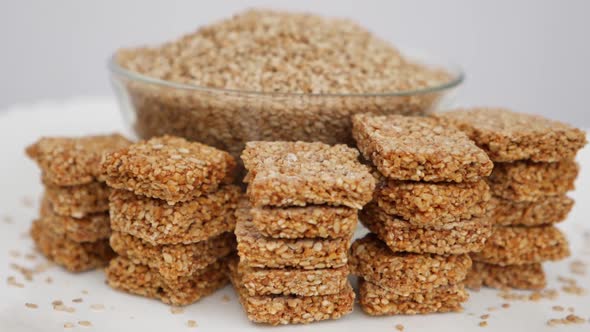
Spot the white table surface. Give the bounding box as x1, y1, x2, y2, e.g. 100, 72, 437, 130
0, 98, 589, 331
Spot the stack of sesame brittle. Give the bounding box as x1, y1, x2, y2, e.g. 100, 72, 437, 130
234, 141, 376, 325
26, 134, 131, 272
437, 108, 586, 290
102, 135, 240, 305
352, 114, 494, 315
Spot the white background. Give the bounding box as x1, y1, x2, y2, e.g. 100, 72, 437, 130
0, 0, 589, 125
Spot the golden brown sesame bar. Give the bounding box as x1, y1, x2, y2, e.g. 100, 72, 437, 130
105, 256, 228, 306
109, 186, 240, 245
349, 234, 471, 295
436, 108, 587, 162
241, 141, 375, 208
471, 226, 570, 266
39, 196, 110, 243
352, 114, 492, 182
30, 220, 114, 272
250, 205, 357, 239
235, 205, 351, 269
44, 181, 110, 218
101, 135, 236, 203
228, 256, 348, 296
490, 195, 574, 226
358, 279, 468, 316
361, 203, 493, 255
228, 258, 354, 325
26, 134, 131, 186
464, 262, 546, 290
488, 160, 578, 202
375, 179, 490, 226
110, 231, 235, 281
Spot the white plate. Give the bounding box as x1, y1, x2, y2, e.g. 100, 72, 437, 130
1, 98, 589, 331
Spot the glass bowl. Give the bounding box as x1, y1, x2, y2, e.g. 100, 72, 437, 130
108, 49, 463, 158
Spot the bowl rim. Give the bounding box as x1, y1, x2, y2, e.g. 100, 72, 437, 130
107, 48, 464, 97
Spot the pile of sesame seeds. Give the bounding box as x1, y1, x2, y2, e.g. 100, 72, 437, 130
117, 9, 448, 95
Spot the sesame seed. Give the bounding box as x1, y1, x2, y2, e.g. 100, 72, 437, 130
170, 307, 184, 314
25, 303, 38, 309
78, 321, 92, 327
187, 320, 197, 328
90, 304, 105, 311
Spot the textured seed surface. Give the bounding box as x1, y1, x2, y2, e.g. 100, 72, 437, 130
228, 258, 354, 325
436, 108, 587, 162
358, 278, 468, 316
471, 226, 570, 265
242, 141, 375, 208
105, 256, 229, 306
230, 256, 349, 297
235, 202, 351, 269
26, 133, 131, 186
375, 178, 490, 226
38, 195, 110, 243
349, 234, 472, 295
464, 261, 546, 290
352, 113, 492, 182
30, 220, 114, 272
361, 203, 493, 255
489, 195, 574, 226
101, 135, 236, 203
488, 160, 578, 202
110, 231, 235, 281
108, 185, 240, 245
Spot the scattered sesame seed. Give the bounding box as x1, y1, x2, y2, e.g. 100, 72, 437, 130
562, 285, 586, 295
546, 314, 586, 326
10, 263, 34, 281
81, 290, 89, 295
170, 307, 184, 314
187, 320, 197, 328
90, 304, 105, 311
501, 303, 510, 308
72, 298, 83, 303
569, 260, 586, 275
25, 253, 37, 261
487, 307, 497, 312
21, 196, 34, 208
395, 324, 404, 331
45, 276, 53, 284
78, 321, 92, 327
25, 303, 38, 309
63, 322, 74, 329
552, 306, 565, 312
7, 276, 24, 288
221, 294, 231, 302
480, 314, 490, 319
53, 303, 75, 313
479, 321, 488, 327
52, 300, 63, 306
